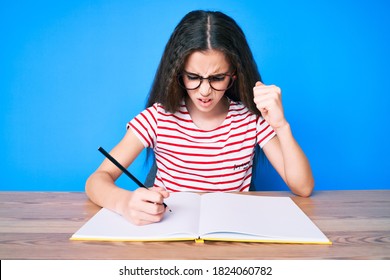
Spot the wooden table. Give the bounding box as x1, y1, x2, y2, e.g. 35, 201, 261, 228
1, 190, 389, 259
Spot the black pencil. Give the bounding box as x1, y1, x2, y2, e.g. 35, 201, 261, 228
98, 146, 170, 211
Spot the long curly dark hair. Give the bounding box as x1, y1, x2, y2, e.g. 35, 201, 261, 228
146, 10, 262, 116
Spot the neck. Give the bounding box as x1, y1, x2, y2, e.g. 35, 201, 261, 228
186, 96, 229, 130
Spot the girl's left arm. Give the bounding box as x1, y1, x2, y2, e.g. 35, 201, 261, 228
253, 82, 314, 197
262, 124, 314, 197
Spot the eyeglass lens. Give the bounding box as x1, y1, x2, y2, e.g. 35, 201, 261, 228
179, 72, 235, 91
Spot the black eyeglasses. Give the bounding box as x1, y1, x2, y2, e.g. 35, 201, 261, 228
177, 71, 236, 91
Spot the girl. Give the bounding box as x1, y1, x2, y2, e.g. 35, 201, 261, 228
86, 10, 314, 225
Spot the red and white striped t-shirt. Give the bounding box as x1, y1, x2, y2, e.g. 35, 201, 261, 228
127, 100, 275, 192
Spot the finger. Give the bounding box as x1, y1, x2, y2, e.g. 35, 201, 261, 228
126, 198, 166, 223
254, 93, 272, 107
253, 82, 265, 94
149, 186, 162, 191
255, 81, 263, 87
254, 91, 281, 108
135, 188, 170, 215
149, 186, 170, 199
141, 199, 167, 214
127, 209, 165, 225
149, 186, 167, 193
253, 84, 272, 98
254, 83, 281, 96
138, 188, 169, 214
259, 108, 268, 116
135, 187, 165, 204
130, 188, 162, 211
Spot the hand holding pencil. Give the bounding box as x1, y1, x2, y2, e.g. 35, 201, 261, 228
98, 147, 171, 226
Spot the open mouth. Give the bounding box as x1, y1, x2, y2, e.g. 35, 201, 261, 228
199, 98, 211, 104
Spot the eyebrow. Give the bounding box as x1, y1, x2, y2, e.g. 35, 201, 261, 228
183, 70, 230, 76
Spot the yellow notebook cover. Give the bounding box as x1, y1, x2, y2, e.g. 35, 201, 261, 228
70, 192, 331, 244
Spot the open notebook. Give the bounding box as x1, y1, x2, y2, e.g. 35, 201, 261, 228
71, 192, 331, 244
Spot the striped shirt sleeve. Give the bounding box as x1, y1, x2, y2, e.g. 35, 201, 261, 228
256, 116, 276, 148
126, 104, 158, 148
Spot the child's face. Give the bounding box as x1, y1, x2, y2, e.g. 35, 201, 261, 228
184, 50, 232, 115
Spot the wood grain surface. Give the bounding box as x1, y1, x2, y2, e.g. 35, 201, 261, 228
1, 190, 389, 259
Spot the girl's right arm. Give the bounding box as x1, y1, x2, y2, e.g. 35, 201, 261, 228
85, 129, 169, 225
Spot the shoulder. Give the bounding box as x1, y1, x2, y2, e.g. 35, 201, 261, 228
138, 103, 170, 120
140, 102, 191, 126
149, 102, 179, 115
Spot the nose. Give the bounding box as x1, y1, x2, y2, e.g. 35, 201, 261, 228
199, 79, 212, 97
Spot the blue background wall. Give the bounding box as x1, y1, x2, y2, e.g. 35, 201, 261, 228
1, 0, 389, 191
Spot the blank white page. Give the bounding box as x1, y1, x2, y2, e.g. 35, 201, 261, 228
198, 193, 329, 243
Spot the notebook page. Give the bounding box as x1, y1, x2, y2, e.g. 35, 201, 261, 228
71, 192, 201, 241
198, 193, 329, 243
